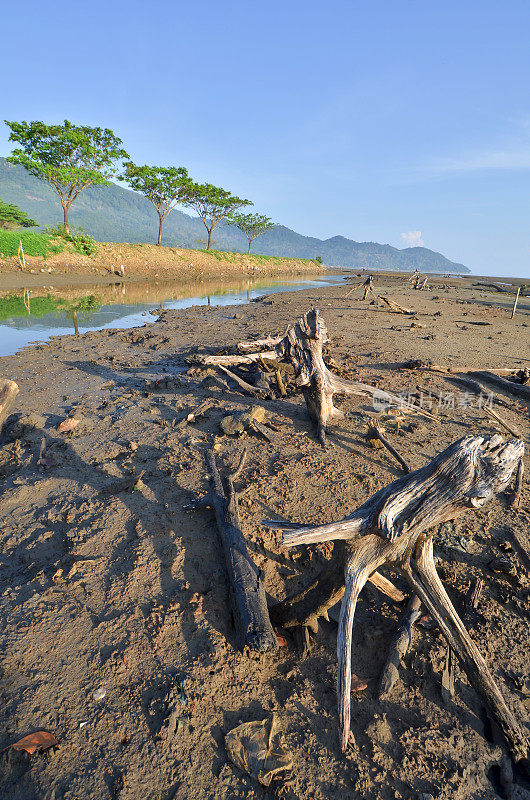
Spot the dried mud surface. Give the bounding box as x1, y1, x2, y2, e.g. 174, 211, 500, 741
0, 275, 528, 800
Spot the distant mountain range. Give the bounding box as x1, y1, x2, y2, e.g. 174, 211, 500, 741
0, 157, 470, 273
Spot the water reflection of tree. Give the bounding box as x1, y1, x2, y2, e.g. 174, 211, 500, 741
61, 294, 101, 335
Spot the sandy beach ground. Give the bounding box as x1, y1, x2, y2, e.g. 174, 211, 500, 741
0, 273, 528, 800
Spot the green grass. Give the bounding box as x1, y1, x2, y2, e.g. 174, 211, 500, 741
198, 249, 317, 265
0, 230, 64, 259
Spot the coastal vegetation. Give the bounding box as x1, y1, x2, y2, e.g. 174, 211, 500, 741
0, 118, 470, 271
0, 198, 37, 230
227, 212, 275, 253
5, 120, 128, 235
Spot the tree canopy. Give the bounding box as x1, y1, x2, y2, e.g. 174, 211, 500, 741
121, 162, 191, 245
228, 212, 275, 253
5, 119, 128, 234
0, 199, 37, 230
181, 182, 251, 250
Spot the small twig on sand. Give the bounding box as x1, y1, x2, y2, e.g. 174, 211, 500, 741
482, 405, 521, 438
366, 422, 410, 473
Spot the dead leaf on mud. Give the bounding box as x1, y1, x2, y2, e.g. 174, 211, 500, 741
57, 417, 80, 434
4, 731, 59, 755
351, 674, 368, 692
225, 713, 292, 786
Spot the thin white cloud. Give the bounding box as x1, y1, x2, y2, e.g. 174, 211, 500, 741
401, 230, 423, 247
426, 147, 530, 175
399, 120, 530, 182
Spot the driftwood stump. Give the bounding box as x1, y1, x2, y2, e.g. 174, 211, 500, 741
190, 450, 278, 652
275, 309, 427, 445
268, 434, 528, 767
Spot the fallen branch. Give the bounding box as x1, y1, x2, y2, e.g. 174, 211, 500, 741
470, 371, 530, 402
218, 365, 267, 398
482, 405, 521, 438
192, 350, 277, 366
509, 460, 524, 510
191, 449, 278, 652
237, 334, 284, 353
274, 369, 287, 397
270, 434, 528, 765
443, 375, 513, 411
378, 296, 416, 315
378, 594, 422, 698
466, 577, 484, 610
342, 282, 364, 299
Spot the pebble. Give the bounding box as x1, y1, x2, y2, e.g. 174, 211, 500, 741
92, 687, 106, 701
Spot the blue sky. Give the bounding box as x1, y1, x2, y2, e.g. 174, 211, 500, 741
2, 0, 529, 277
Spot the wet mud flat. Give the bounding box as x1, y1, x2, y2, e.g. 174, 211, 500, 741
0, 275, 528, 800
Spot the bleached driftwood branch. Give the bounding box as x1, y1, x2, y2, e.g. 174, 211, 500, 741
270, 434, 528, 765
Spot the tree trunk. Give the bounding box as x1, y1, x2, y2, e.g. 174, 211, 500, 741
248, 239, 252, 254
72, 309, 79, 336
157, 215, 163, 246
62, 204, 70, 236
207, 228, 213, 250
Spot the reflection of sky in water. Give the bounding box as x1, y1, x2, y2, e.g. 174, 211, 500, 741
0, 276, 345, 358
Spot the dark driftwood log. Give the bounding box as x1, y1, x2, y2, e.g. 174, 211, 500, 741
269, 434, 528, 766
509, 460, 524, 509
443, 375, 513, 412
194, 450, 278, 652
471, 371, 530, 402
274, 309, 432, 445
378, 594, 422, 698
0, 379, 19, 433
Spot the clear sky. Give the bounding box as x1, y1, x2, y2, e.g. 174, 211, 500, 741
2, 0, 529, 277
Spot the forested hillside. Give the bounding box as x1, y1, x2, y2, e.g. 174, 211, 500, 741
0, 158, 470, 273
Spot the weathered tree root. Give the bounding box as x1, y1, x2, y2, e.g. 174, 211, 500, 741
0, 379, 19, 433
190, 449, 278, 652
270, 434, 528, 767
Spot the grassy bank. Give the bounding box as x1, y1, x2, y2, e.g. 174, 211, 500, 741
0, 230, 64, 258
0, 239, 325, 286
